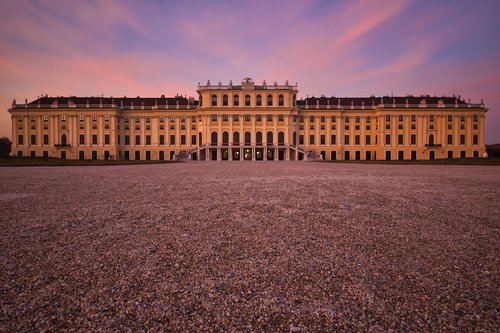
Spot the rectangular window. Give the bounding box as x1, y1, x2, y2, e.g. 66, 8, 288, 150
320, 135, 325, 144
159, 116, 165, 122
385, 124, 390, 130
355, 116, 360, 123
398, 134, 403, 145
92, 134, 98, 145
43, 115, 49, 122
169, 116, 175, 122
181, 135, 186, 145
473, 114, 478, 122
429, 115, 434, 122
211, 114, 217, 121
170, 135, 175, 145
299, 116, 304, 122
256, 114, 262, 122
105, 134, 110, 145
398, 115, 404, 122
79, 134, 85, 144
344, 135, 350, 145
331, 116, 336, 122
233, 114, 239, 122
309, 116, 314, 122
366, 135, 371, 145
191, 135, 196, 145
125, 135, 130, 145
309, 135, 315, 145
411, 124, 416, 130
460, 134, 465, 145
385, 134, 391, 145
320, 116, 325, 123
366, 116, 371, 123
43, 134, 49, 145
411, 134, 416, 145
104, 115, 110, 121
222, 114, 228, 121
385, 115, 391, 122
31, 135, 36, 145
244, 114, 251, 122
146, 135, 151, 145
355, 135, 360, 145
331, 135, 336, 144
135, 135, 140, 145
299, 135, 304, 144
267, 114, 273, 122
344, 116, 349, 123
448, 124, 453, 130
159, 135, 165, 145
61, 115, 66, 122
447, 135, 453, 145
473, 134, 478, 145
278, 114, 284, 122
448, 115, 453, 122
92, 115, 97, 121
460, 115, 465, 122
411, 115, 416, 122
398, 124, 403, 130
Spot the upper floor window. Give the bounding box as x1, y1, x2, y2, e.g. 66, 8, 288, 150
222, 114, 228, 122
61, 115, 66, 122
344, 116, 349, 123
104, 115, 110, 121
331, 116, 336, 122
460, 115, 465, 122
267, 114, 273, 122
211, 94, 217, 107
309, 116, 314, 122
79, 115, 84, 121
92, 115, 97, 121
169, 116, 175, 122
233, 95, 239, 106
385, 115, 391, 122
233, 114, 239, 122
411, 115, 416, 122
211, 114, 217, 121
429, 115, 434, 122
320, 116, 325, 122
398, 115, 404, 122
256, 95, 262, 106
267, 94, 273, 106
355, 116, 360, 123
256, 114, 262, 122
448, 115, 453, 122
278, 94, 284, 106
222, 94, 228, 106
278, 114, 284, 122
366, 116, 370, 123
43, 115, 49, 122
245, 95, 251, 107
160, 116, 165, 122
473, 114, 478, 122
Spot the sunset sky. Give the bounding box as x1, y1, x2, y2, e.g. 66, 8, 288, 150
1, 0, 499, 142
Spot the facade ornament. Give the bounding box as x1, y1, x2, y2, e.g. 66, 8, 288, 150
218, 81, 222, 86
207, 80, 210, 86
262, 80, 266, 87
229, 80, 233, 87
273, 81, 278, 86
141, 101, 145, 110
12, 99, 16, 106
131, 101, 134, 109
285, 80, 289, 86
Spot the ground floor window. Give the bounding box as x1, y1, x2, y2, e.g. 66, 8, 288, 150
79, 151, 85, 160
447, 151, 453, 159
385, 151, 391, 160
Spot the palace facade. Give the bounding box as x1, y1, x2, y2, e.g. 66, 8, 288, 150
8, 78, 487, 161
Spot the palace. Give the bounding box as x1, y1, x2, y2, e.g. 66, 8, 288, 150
8, 78, 487, 161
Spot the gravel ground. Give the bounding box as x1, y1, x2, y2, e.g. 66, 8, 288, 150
0, 162, 498, 332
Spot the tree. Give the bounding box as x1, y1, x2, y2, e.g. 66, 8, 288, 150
0, 137, 12, 158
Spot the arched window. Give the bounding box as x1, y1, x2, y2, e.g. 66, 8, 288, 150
267, 131, 273, 146
61, 134, 67, 146
233, 131, 240, 145
256, 94, 262, 106
278, 94, 284, 106
267, 94, 273, 106
244, 131, 251, 145
198, 132, 203, 145
211, 94, 217, 107
429, 134, 434, 146
256, 131, 262, 145
245, 94, 251, 107
222, 131, 229, 146
293, 131, 297, 145
223, 94, 228, 106
233, 94, 239, 106
211, 131, 218, 145
278, 131, 285, 145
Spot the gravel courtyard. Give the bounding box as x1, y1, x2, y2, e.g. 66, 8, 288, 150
1, 161, 498, 332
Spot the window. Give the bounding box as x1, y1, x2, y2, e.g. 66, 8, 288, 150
125, 135, 130, 145
245, 95, 250, 107
278, 95, 284, 106
366, 125, 371, 131
223, 95, 228, 106
92, 115, 97, 121
278, 132, 285, 145
211, 94, 217, 106
181, 135, 186, 145
366, 135, 371, 145
310, 125, 314, 130
345, 125, 349, 130
429, 124, 434, 130
92, 134, 98, 145
448, 115, 453, 122
398, 134, 403, 145
411, 134, 416, 145
385, 134, 391, 145
460, 134, 465, 145
299, 116, 304, 122
398, 124, 403, 130
44, 134, 49, 145
256, 114, 262, 122
331, 116, 337, 122
160, 116, 165, 122
448, 124, 453, 130
460, 124, 465, 130
411, 124, 416, 130
191, 135, 196, 145
473, 124, 478, 129
233, 132, 240, 145
160, 135, 165, 145
398, 115, 403, 122
244, 132, 251, 145
256, 132, 262, 145
256, 95, 262, 106
355, 116, 360, 123
233, 95, 239, 106
233, 114, 239, 122
308, 135, 314, 145
211, 114, 217, 122
344, 116, 349, 123
61, 115, 66, 122
385, 124, 390, 130
104, 115, 110, 121
267, 132, 273, 145
170, 135, 175, 145
267, 114, 273, 122
385, 115, 391, 122
278, 114, 284, 122
320, 116, 325, 123
299, 135, 304, 144
211, 132, 218, 144
31, 135, 36, 145
429, 115, 434, 122
43, 115, 49, 122
366, 116, 371, 123
222, 114, 228, 122
244, 114, 250, 122
447, 135, 453, 145
105, 134, 110, 145
460, 115, 465, 122
473, 134, 478, 145
320, 135, 325, 145
145, 135, 151, 145
344, 135, 350, 145
411, 115, 416, 122
135, 135, 140, 145
473, 114, 478, 122
77, 134, 84, 145
267, 94, 273, 106
169, 116, 175, 122
355, 135, 360, 145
